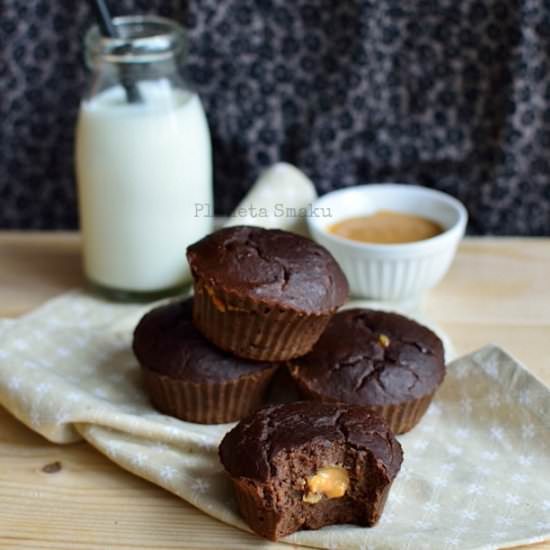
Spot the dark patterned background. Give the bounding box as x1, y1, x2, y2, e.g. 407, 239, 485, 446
2, 0, 550, 234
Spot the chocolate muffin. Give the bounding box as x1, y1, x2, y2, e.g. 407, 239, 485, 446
289, 308, 445, 434
219, 401, 403, 540
132, 299, 278, 424
186, 226, 349, 362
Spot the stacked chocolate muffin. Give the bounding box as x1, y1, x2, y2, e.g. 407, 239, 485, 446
133, 298, 278, 423
288, 308, 446, 434
132, 225, 447, 540
133, 225, 349, 424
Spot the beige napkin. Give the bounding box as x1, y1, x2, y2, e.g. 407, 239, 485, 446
1, 291, 550, 549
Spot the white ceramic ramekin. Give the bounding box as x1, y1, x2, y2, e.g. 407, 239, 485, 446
307, 184, 468, 301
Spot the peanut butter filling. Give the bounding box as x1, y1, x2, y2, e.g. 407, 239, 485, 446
378, 333, 390, 348
205, 284, 227, 312
303, 466, 350, 504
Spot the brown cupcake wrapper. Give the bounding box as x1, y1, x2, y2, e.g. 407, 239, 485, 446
367, 392, 436, 434
142, 366, 276, 424
192, 278, 333, 362
291, 372, 436, 434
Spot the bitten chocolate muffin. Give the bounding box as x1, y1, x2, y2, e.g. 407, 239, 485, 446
289, 308, 445, 434
132, 299, 278, 424
186, 226, 349, 361
219, 401, 403, 540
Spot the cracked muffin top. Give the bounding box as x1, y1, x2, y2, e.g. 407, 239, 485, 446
219, 401, 403, 482
186, 226, 349, 314
289, 308, 445, 404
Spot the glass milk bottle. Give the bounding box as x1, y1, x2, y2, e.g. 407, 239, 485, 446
76, 16, 213, 300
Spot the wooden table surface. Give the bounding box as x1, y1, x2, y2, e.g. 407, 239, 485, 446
1, 232, 549, 550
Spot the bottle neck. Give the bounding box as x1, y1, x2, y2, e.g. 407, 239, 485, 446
84, 15, 189, 99
99, 54, 182, 81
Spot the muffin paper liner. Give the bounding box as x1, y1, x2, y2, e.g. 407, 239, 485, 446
291, 373, 437, 435
191, 279, 333, 362
142, 367, 276, 424
370, 391, 436, 434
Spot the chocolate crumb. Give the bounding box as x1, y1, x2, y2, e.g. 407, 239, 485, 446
42, 461, 62, 474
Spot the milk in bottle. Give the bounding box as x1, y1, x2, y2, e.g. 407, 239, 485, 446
76, 16, 213, 299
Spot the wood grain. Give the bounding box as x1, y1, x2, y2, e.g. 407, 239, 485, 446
0, 232, 83, 319
0, 233, 549, 550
